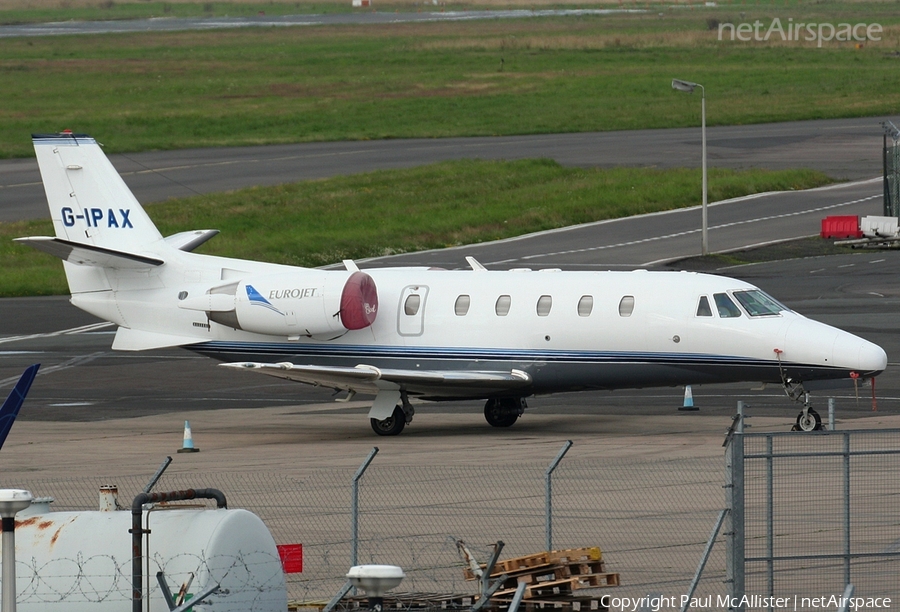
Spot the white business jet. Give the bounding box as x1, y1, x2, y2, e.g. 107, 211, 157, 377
16, 133, 887, 435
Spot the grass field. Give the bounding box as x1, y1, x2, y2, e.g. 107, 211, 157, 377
0, 3, 898, 157
0, 160, 831, 296
0, 1, 891, 296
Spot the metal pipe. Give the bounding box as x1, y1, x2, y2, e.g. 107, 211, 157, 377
2, 518, 17, 612
142, 456, 173, 494
700, 90, 708, 256
843, 434, 851, 586
352, 447, 379, 568
680, 509, 727, 612
726, 403, 745, 611
545, 440, 573, 552
0, 489, 32, 612
765, 436, 773, 610
131, 488, 227, 612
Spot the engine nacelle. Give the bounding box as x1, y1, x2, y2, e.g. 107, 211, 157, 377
181, 270, 378, 337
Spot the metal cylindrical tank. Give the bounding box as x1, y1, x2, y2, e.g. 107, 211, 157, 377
3, 506, 287, 612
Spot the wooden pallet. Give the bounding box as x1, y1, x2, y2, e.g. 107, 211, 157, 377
494, 573, 620, 599
487, 595, 609, 612
464, 548, 603, 581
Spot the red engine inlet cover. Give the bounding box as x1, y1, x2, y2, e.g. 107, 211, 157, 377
340, 271, 378, 330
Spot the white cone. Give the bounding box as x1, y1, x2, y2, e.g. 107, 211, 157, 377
177, 419, 200, 453
679, 385, 699, 411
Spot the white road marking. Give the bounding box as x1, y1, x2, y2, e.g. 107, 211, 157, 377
0, 321, 113, 345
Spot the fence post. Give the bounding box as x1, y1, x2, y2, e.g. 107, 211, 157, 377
765, 435, 773, 608
725, 402, 745, 611
843, 433, 851, 586
546, 440, 573, 552
352, 447, 379, 569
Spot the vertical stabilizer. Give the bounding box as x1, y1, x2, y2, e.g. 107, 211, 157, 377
32, 133, 163, 252
0, 364, 39, 450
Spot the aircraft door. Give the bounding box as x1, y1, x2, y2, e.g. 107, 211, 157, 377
398, 285, 428, 336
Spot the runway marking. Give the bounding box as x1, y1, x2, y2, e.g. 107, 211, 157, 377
506, 193, 880, 265
870, 259, 886, 264
0, 351, 109, 388
0, 321, 113, 345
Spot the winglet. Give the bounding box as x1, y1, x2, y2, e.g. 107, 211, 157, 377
0, 364, 40, 450
466, 256, 487, 271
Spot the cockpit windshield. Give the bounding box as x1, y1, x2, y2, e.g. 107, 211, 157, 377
732, 289, 789, 317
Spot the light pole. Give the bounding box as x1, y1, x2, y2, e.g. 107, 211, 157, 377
672, 78, 708, 256
0, 489, 32, 612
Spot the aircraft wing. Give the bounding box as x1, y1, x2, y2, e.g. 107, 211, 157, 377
219, 362, 532, 396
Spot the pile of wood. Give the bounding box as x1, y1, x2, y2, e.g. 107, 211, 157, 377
465, 547, 620, 604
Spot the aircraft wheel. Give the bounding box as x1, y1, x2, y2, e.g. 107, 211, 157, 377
484, 398, 520, 428
371, 406, 406, 436
795, 408, 822, 432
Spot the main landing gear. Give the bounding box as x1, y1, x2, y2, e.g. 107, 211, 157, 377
484, 398, 526, 428
370, 393, 415, 436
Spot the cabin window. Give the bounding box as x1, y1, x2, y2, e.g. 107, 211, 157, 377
404, 294, 421, 316
577, 295, 593, 317
455, 295, 470, 316
495, 295, 511, 316
618, 296, 635, 317
536, 295, 552, 317
714, 293, 742, 318
732, 289, 787, 317
696, 296, 712, 317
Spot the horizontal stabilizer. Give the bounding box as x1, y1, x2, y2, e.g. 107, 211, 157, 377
15, 236, 163, 268
112, 327, 198, 351
220, 361, 532, 396
164, 229, 220, 252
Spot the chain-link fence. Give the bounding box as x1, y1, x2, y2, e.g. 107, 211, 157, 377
13, 430, 899, 610
15, 449, 728, 607
734, 429, 900, 605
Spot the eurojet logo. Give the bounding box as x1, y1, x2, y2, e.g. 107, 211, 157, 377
246, 285, 284, 315
61, 207, 133, 229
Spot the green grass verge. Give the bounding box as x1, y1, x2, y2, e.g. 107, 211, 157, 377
0, 4, 899, 157
0, 160, 832, 297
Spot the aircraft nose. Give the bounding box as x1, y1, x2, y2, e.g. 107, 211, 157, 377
857, 340, 888, 375
831, 330, 887, 375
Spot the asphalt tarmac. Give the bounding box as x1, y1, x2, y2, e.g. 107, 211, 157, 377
2, 117, 897, 222
2, 206, 898, 430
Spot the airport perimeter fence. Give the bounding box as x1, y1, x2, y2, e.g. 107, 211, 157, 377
13, 430, 900, 610
732, 428, 900, 605
17, 450, 729, 608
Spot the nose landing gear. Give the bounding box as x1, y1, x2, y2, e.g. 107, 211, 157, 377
793, 405, 823, 432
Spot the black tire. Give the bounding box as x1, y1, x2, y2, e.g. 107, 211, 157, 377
795, 408, 822, 432
484, 398, 520, 428
370, 406, 406, 436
